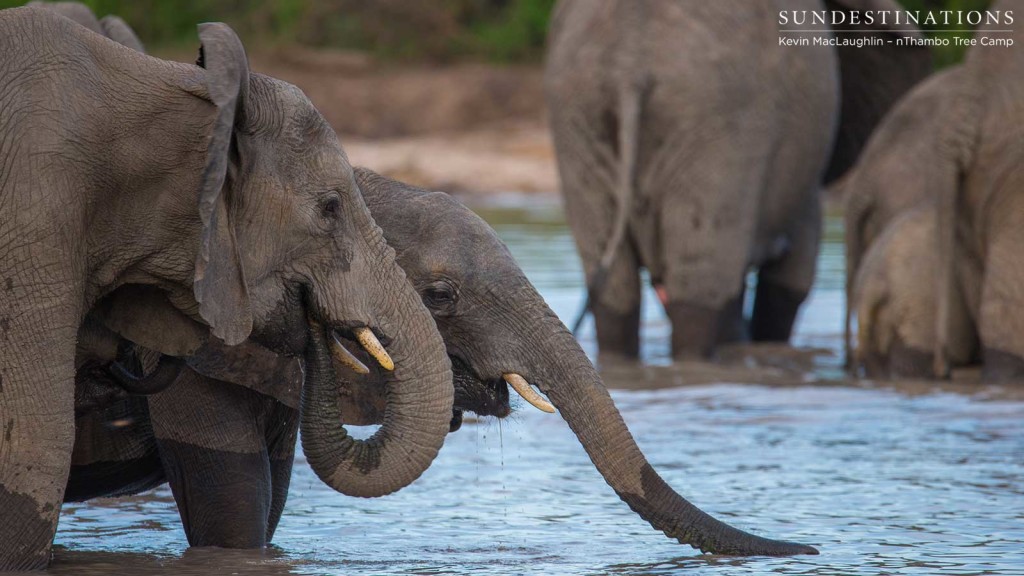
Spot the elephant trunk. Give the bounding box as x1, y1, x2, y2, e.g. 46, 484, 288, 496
529, 315, 818, 556
299, 208, 453, 498
108, 346, 184, 395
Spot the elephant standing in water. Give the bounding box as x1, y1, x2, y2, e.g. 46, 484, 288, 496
0, 8, 453, 570
69, 168, 818, 557
838, 66, 978, 377
545, 0, 931, 360
844, 1, 1024, 382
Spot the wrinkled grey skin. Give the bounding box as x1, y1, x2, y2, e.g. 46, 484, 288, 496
843, 1, 1024, 383
545, 0, 930, 361
71, 168, 818, 557
0, 8, 451, 570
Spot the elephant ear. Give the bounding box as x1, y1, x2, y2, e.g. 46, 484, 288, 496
193, 22, 253, 346
822, 0, 933, 184
99, 15, 144, 53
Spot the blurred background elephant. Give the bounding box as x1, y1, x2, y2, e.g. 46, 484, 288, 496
850, 206, 977, 378
842, 0, 1024, 383
0, 7, 453, 570
69, 168, 818, 557
839, 65, 968, 373
545, 0, 931, 361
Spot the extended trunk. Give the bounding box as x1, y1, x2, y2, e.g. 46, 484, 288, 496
531, 317, 817, 556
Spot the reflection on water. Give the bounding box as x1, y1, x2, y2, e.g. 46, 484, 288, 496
54, 195, 1024, 575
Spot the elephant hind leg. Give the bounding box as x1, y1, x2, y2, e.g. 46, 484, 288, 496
149, 371, 274, 548
979, 223, 1024, 383
591, 253, 642, 361
750, 275, 807, 342
751, 197, 822, 343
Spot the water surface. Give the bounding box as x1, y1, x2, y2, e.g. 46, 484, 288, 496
53, 195, 1024, 575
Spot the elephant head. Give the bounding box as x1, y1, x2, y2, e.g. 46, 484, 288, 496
97, 24, 453, 498
347, 168, 816, 556
31, 6, 453, 498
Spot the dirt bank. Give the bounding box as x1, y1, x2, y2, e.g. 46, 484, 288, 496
250, 50, 558, 194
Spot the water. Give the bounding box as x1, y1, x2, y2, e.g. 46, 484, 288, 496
52, 195, 1024, 575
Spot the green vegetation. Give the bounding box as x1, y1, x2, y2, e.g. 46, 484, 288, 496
0, 0, 992, 64
900, 0, 993, 66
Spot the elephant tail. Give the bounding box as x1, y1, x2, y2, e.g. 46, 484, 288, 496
571, 78, 646, 336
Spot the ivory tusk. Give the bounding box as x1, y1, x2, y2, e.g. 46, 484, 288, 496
503, 373, 556, 413
354, 327, 394, 371
331, 332, 370, 375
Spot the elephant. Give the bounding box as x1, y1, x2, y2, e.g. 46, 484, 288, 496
850, 206, 978, 378
544, 0, 931, 361
838, 65, 977, 376
842, 1, 1024, 382
67, 167, 818, 557
0, 8, 453, 570
27, 0, 144, 52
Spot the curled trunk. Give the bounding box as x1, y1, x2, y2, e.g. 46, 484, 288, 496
108, 349, 184, 395
299, 212, 453, 498
533, 319, 817, 556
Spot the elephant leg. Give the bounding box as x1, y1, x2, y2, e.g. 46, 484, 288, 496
717, 283, 748, 345
751, 197, 821, 342
264, 403, 298, 543
978, 224, 1024, 383
660, 192, 753, 359
591, 242, 642, 361
148, 370, 274, 548
0, 311, 77, 571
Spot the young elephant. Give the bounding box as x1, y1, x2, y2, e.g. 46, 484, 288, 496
70, 168, 818, 557
545, 0, 930, 360
850, 207, 978, 378
0, 9, 452, 570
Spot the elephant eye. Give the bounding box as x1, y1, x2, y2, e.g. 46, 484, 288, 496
320, 195, 342, 220
422, 280, 457, 315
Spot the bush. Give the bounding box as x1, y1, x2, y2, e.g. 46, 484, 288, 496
0, 0, 990, 64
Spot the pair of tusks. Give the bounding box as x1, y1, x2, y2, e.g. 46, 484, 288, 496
330, 328, 394, 374
319, 319, 554, 415
503, 373, 556, 413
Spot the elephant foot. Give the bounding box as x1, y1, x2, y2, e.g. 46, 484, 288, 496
0, 485, 55, 571
159, 439, 272, 548
888, 337, 934, 380
751, 280, 806, 342
982, 348, 1024, 384
592, 301, 641, 360
666, 301, 720, 359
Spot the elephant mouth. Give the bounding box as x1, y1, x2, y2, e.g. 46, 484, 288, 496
451, 356, 512, 420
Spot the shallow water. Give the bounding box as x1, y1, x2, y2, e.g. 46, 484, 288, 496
53, 195, 1024, 575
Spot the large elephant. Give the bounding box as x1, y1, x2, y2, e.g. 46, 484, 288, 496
69, 168, 818, 557
0, 8, 452, 570
545, 0, 931, 360
843, 2, 1024, 382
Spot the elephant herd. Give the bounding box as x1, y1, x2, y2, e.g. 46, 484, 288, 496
0, 0, 1017, 571
552, 0, 1024, 387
